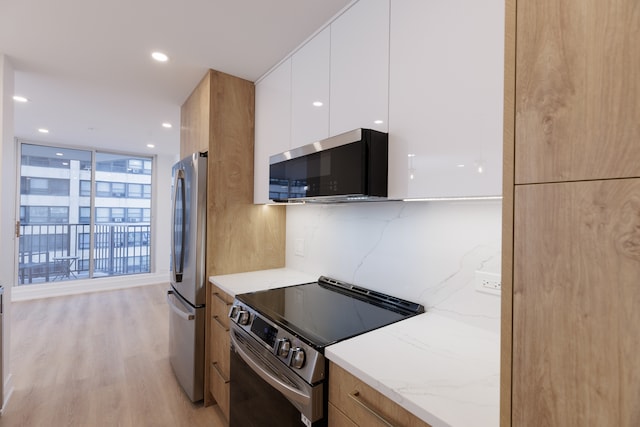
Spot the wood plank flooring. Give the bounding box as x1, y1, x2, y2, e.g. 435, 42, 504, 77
0, 283, 225, 427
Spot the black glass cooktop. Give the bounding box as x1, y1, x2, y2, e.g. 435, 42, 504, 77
236, 276, 424, 350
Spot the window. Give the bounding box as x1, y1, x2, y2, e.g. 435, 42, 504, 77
128, 183, 142, 198
80, 180, 91, 197
111, 208, 125, 222
29, 178, 48, 192
112, 183, 126, 197
18, 143, 154, 284
79, 207, 90, 224
127, 208, 142, 222
128, 159, 143, 173
21, 177, 70, 196
95, 207, 110, 223
21, 206, 69, 224
96, 182, 111, 197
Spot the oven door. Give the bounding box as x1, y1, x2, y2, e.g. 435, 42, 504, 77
229, 324, 325, 427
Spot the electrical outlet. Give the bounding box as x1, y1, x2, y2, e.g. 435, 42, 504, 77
475, 271, 501, 296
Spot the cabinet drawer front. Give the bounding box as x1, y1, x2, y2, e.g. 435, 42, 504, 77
211, 317, 231, 377
211, 288, 232, 329
210, 361, 230, 420
329, 402, 358, 427
329, 363, 430, 427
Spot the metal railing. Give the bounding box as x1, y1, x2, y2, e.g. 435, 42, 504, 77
18, 223, 151, 285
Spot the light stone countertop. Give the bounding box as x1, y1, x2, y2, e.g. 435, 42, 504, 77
209, 268, 317, 297
210, 268, 500, 427
325, 312, 500, 427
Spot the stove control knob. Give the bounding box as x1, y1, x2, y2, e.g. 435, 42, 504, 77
228, 305, 239, 320
275, 338, 291, 358
238, 310, 251, 326
290, 347, 305, 369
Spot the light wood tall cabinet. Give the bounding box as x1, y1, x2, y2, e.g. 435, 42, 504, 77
513, 0, 640, 184
502, 0, 640, 425
179, 69, 286, 422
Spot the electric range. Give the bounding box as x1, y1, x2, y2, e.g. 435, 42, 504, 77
228, 276, 424, 427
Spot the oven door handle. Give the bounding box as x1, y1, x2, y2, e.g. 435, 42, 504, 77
230, 331, 311, 406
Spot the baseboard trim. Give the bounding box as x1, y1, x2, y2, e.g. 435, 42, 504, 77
11, 272, 170, 301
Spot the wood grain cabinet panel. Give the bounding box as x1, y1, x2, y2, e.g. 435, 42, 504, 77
209, 284, 232, 422
328, 363, 431, 427
328, 402, 358, 427
180, 74, 211, 158
515, 0, 640, 184
182, 70, 286, 413
512, 179, 640, 426
209, 360, 230, 421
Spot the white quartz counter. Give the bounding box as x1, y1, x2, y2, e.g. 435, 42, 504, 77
209, 268, 317, 297
326, 312, 500, 427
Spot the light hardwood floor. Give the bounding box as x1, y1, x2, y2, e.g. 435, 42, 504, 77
0, 283, 225, 427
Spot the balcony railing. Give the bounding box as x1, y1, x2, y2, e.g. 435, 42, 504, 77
18, 223, 151, 285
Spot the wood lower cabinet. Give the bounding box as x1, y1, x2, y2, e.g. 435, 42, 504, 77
328, 363, 431, 427
207, 284, 233, 421
512, 179, 640, 426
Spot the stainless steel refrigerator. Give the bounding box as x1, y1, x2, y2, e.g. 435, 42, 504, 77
167, 151, 207, 402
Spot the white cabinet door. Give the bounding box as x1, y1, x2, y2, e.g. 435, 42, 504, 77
254, 58, 292, 204
387, 0, 504, 199
291, 27, 331, 148
330, 0, 389, 136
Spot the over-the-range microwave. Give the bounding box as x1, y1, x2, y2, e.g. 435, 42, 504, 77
268, 128, 388, 203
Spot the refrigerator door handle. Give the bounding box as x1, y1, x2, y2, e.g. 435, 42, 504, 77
167, 290, 195, 321
171, 169, 187, 283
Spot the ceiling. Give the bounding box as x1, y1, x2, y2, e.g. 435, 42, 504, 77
0, 0, 353, 156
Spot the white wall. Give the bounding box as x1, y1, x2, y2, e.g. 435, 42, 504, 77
0, 53, 15, 411
285, 199, 502, 332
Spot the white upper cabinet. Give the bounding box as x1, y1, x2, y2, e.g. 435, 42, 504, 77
254, 58, 292, 204
330, 0, 389, 136
291, 27, 331, 148
387, 0, 504, 199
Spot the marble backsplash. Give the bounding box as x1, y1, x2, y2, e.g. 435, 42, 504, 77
285, 199, 502, 333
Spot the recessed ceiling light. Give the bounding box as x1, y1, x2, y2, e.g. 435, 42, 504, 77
312, 101, 323, 107
38, 128, 49, 134
457, 164, 465, 168
146, 143, 155, 148
162, 122, 172, 128
13, 95, 28, 103
373, 119, 384, 125
55, 152, 63, 156
151, 51, 169, 62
